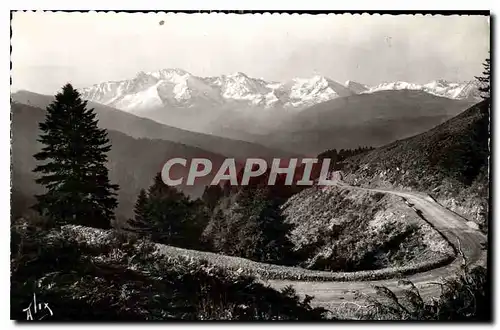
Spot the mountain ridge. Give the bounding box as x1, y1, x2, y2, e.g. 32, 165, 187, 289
79, 69, 481, 113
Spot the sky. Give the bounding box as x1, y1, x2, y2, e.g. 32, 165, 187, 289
11, 12, 490, 95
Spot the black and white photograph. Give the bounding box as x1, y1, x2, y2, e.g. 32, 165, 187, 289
9, 11, 491, 321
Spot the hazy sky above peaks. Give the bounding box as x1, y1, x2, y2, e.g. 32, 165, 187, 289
11, 12, 490, 95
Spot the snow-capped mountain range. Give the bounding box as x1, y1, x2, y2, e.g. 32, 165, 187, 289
365, 80, 480, 100
80, 69, 480, 113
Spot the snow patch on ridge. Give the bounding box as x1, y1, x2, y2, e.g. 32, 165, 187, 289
114, 81, 164, 110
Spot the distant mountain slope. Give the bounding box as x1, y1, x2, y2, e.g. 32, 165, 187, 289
342, 100, 490, 230
261, 90, 473, 155
11, 90, 297, 161
11, 102, 228, 223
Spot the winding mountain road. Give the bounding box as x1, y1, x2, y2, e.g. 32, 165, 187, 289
266, 182, 488, 312
152, 181, 487, 314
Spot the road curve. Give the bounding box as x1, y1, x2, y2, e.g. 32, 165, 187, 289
266, 182, 487, 312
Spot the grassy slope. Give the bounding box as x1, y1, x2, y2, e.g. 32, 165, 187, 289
342, 100, 490, 230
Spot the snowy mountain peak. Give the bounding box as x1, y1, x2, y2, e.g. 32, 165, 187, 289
80, 70, 480, 113
145, 68, 190, 81
344, 80, 369, 94
366, 80, 479, 100
286, 75, 353, 107
227, 71, 249, 78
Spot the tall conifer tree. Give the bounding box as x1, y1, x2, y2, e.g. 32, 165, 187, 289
475, 55, 491, 100
146, 173, 189, 244
127, 172, 208, 248
126, 189, 151, 235
33, 84, 118, 228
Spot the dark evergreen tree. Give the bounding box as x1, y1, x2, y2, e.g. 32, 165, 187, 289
202, 208, 228, 251
144, 173, 206, 248
125, 173, 209, 248
475, 55, 491, 100
316, 146, 374, 173
186, 198, 211, 249
236, 186, 296, 264
202, 184, 223, 211
126, 189, 151, 235
204, 185, 296, 264
146, 173, 184, 243
33, 84, 118, 228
